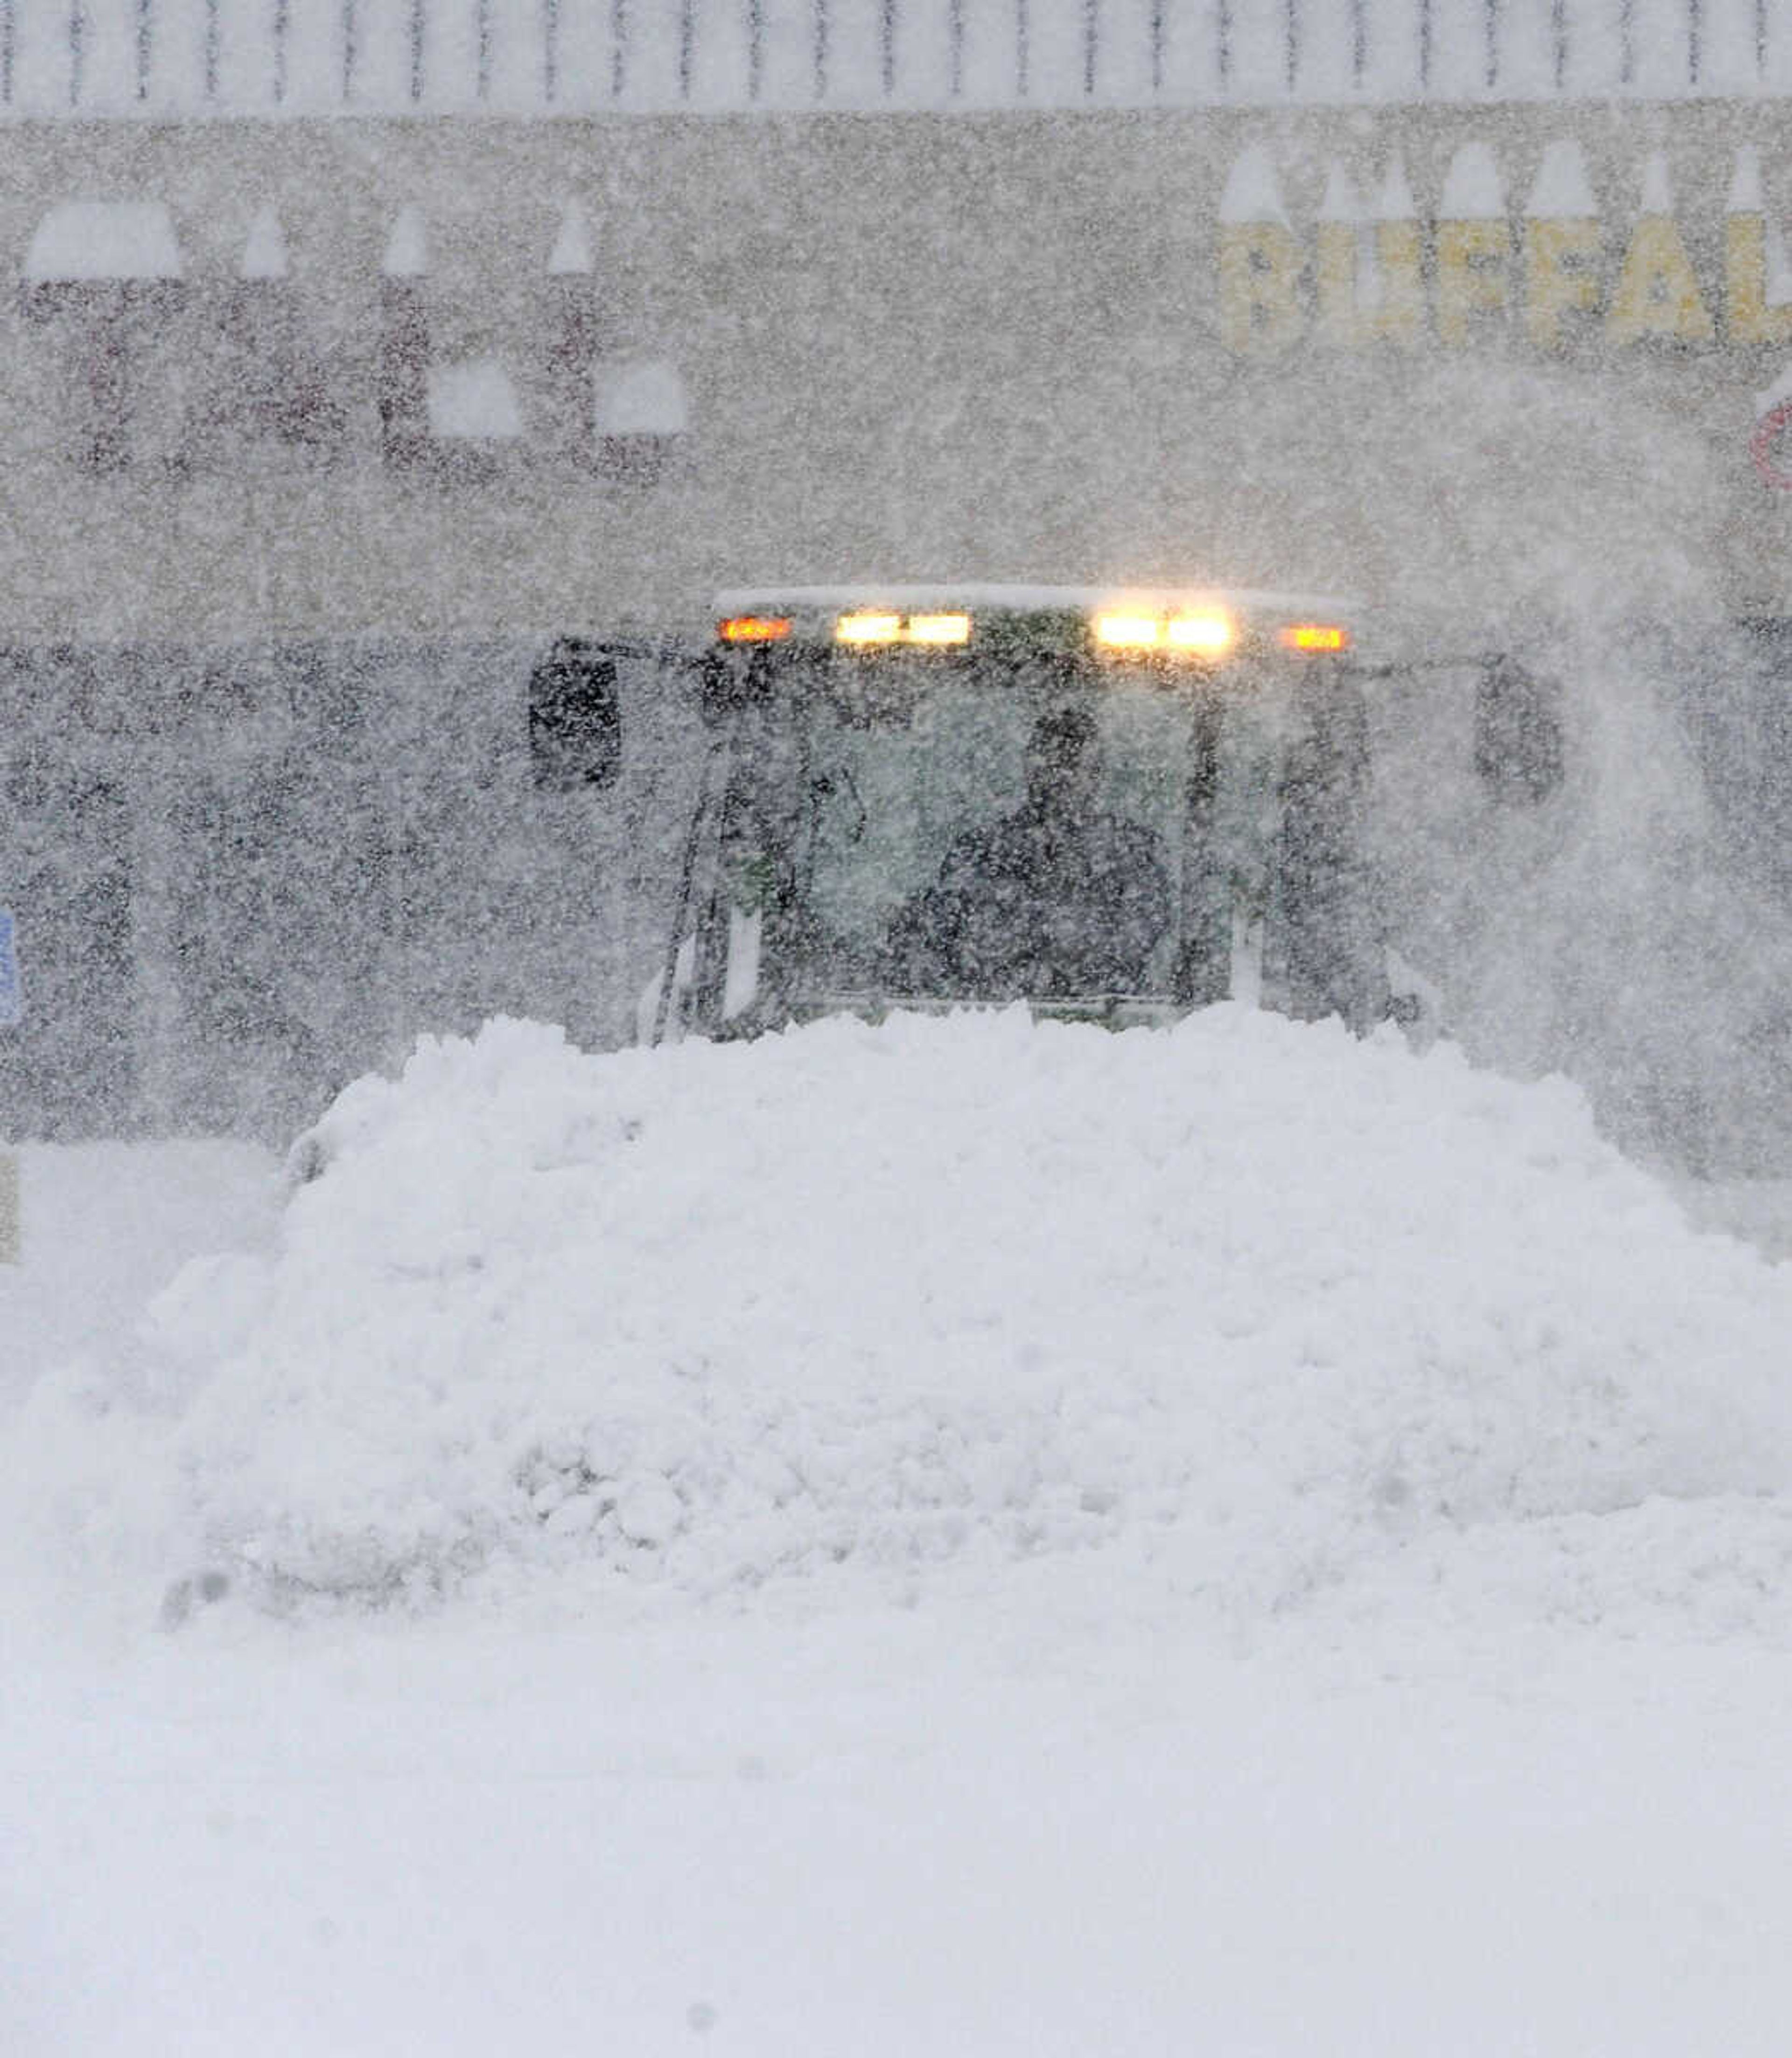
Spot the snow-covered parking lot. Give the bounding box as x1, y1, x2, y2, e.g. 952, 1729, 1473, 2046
9, 1008, 1792, 2056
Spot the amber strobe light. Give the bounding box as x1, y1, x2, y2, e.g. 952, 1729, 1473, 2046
718, 615, 792, 643
1279, 623, 1351, 653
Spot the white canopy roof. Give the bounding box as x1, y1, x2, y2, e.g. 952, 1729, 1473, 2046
0, 0, 1766, 117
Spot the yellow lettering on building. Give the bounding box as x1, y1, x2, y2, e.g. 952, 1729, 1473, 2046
1435, 218, 1510, 347
1524, 217, 1604, 349
1607, 212, 1714, 343
1291, 218, 1426, 350
1315, 220, 1358, 346
1724, 213, 1792, 344
1211, 152, 1772, 356
1362, 220, 1425, 346
1218, 223, 1305, 355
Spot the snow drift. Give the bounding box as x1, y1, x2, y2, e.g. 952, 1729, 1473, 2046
14, 1008, 1792, 1624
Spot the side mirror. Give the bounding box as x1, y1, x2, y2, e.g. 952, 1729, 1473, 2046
528, 637, 622, 792
1475, 655, 1563, 805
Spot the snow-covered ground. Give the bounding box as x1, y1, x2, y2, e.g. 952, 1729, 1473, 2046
9, 1008, 1792, 2056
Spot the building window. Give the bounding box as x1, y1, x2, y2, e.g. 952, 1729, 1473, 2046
595, 358, 689, 486
425, 356, 525, 478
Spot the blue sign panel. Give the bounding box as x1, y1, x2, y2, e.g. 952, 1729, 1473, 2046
0, 911, 20, 1028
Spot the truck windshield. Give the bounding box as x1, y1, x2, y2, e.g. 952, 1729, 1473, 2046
778, 657, 1279, 1004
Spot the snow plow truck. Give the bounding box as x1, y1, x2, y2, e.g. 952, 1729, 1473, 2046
528, 586, 1561, 1046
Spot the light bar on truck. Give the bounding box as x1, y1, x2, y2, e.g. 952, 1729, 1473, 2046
835, 612, 903, 645
718, 615, 792, 642
1166, 610, 1237, 656
904, 612, 972, 645
834, 611, 972, 647
1093, 606, 1236, 658
1092, 612, 1167, 651
1279, 623, 1351, 653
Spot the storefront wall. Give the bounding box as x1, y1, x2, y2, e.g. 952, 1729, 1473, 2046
2, 102, 1792, 644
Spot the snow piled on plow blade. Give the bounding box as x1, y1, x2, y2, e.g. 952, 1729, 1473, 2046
16, 1008, 1792, 1628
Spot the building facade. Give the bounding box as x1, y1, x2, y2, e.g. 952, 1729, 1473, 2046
1, 0, 1791, 637
6, 0, 1792, 1141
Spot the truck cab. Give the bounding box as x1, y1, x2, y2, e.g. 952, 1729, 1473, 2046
645, 585, 1397, 1043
